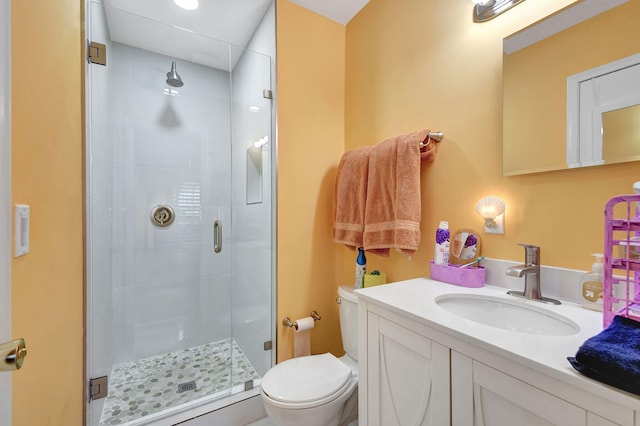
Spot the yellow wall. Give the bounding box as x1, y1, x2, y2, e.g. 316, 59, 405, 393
276, 0, 346, 361
11, 1, 84, 424
342, 0, 640, 287
275, 0, 640, 363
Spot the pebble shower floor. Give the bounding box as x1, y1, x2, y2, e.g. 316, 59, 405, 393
99, 338, 260, 425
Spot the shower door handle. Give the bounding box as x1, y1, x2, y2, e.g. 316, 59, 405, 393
213, 220, 222, 253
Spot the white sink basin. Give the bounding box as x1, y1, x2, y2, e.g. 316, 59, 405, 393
435, 294, 580, 336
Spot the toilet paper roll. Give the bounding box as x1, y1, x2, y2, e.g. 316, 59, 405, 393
294, 316, 315, 332
293, 316, 315, 358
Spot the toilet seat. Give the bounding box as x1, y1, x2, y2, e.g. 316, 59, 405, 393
262, 353, 352, 407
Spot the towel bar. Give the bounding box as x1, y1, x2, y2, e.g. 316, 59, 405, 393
420, 131, 444, 149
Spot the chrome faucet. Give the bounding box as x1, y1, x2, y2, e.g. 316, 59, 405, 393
506, 244, 560, 305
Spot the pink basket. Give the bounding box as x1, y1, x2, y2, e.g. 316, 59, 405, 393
430, 261, 486, 288
603, 194, 640, 328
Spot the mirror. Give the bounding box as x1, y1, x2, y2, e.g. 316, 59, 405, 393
603, 105, 640, 164
502, 0, 640, 176
449, 229, 481, 266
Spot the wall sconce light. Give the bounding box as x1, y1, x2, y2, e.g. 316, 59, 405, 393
472, 0, 526, 23
476, 196, 505, 234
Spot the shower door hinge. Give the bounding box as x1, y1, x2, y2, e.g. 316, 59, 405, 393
263, 340, 273, 351
88, 41, 107, 66
89, 376, 108, 401
262, 89, 273, 100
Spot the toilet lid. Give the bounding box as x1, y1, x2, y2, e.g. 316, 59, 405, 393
262, 353, 351, 404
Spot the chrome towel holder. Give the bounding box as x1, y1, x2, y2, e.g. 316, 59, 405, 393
419, 131, 444, 150
282, 311, 322, 330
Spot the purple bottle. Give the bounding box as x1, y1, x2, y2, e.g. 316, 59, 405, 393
434, 221, 450, 265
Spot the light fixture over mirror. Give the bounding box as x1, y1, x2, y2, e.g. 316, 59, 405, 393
472, 0, 526, 23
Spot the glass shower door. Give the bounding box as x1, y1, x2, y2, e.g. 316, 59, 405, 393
229, 44, 274, 392
86, 2, 273, 425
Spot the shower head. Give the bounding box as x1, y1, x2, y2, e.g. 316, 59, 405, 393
166, 61, 184, 87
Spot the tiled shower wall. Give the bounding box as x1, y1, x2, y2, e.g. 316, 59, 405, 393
109, 43, 234, 363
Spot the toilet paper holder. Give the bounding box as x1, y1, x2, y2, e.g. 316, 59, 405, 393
282, 311, 321, 329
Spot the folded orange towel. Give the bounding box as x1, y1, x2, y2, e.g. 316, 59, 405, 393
363, 129, 435, 257
333, 145, 374, 250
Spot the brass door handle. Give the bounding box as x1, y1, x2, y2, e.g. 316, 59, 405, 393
0, 338, 27, 371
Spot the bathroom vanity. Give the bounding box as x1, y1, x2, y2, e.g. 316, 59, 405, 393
356, 279, 640, 426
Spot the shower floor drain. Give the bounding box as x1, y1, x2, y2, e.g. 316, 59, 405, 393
177, 380, 197, 393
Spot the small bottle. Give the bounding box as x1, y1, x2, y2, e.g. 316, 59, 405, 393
434, 221, 450, 265
355, 248, 367, 289
580, 253, 604, 311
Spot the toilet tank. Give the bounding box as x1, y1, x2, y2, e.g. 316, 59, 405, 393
338, 285, 358, 361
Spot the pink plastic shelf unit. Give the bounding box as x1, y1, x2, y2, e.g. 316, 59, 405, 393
603, 194, 640, 328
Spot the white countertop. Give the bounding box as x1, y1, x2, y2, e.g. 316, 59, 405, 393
355, 277, 640, 408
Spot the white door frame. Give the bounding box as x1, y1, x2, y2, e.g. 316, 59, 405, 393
0, 0, 12, 422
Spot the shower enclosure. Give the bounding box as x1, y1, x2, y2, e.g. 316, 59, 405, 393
85, 1, 275, 425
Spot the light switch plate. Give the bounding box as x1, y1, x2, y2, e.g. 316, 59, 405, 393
14, 204, 29, 257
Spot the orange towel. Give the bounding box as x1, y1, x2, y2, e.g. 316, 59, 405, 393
363, 129, 436, 257
333, 145, 374, 250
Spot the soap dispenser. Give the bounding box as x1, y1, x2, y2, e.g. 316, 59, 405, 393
580, 253, 604, 311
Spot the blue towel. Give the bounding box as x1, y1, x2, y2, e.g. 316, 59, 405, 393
568, 315, 640, 395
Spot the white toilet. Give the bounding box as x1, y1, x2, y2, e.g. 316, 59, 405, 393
260, 285, 359, 426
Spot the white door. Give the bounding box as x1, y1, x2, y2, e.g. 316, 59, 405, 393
0, 0, 11, 422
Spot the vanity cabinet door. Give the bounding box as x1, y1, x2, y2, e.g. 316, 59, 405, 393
366, 313, 450, 426
587, 412, 623, 426
453, 355, 587, 426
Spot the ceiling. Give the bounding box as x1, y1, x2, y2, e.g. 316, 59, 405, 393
102, 0, 369, 70
289, 0, 370, 25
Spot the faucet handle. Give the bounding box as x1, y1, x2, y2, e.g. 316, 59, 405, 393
518, 243, 539, 265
